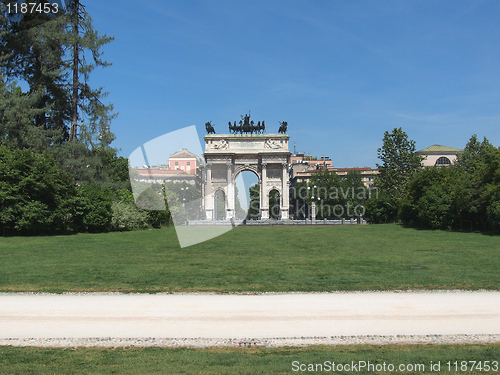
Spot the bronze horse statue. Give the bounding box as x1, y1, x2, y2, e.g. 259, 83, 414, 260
205, 121, 216, 134
258, 121, 265, 134
278, 121, 287, 134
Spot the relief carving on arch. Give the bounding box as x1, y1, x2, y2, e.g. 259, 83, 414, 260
212, 139, 228, 149
266, 167, 282, 179
264, 139, 282, 149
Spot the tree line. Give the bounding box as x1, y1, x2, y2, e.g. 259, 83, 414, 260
365, 128, 500, 232
2, 2, 498, 234
240, 127, 499, 233
0, 1, 174, 235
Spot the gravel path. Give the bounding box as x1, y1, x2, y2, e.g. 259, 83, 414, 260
1, 334, 499, 348
0, 291, 498, 347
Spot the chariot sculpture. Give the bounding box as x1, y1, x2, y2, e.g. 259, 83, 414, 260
228, 113, 265, 134
207, 115, 288, 135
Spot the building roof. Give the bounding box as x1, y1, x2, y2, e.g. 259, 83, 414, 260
335, 167, 377, 172
136, 169, 187, 175
417, 145, 463, 153
169, 148, 201, 159
295, 166, 378, 176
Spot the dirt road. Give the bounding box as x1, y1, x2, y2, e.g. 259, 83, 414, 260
0, 291, 498, 344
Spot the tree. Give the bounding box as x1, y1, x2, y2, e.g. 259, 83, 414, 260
454, 135, 498, 230
481, 146, 500, 231
376, 127, 423, 209
163, 182, 202, 220
397, 135, 500, 232
66, 0, 116, 147
340, 170, 366, 216
0, 77, 49, 150
456, 134, 495, 173
309, 170, 341, 218
363, 191, 396, 224
74, 183, 112, 232
399, 166, 465, 229
1, 1, 70, 145
246, 183, 260, 219
51, 142, 130, 189
0, 0, 116, 149
0, 145, 76, 234
110, 188, 148, 230
269, 189, 280, 219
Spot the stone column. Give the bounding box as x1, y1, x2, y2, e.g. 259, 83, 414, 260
281, 162, 289, 219
200, 166, 205, 212
226, 162, 234, 219
205, 163, 213, 220
260, 162, 269, 219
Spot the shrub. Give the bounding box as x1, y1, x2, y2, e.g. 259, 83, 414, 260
364, 193, 397, 223
74, 184, 112, 232
0, 146, 76, 235
110, 200, 148, 230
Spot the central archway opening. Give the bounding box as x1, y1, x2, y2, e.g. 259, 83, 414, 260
235, 170, 259, 220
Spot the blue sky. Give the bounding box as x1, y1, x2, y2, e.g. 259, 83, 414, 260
85, 0, 500, 168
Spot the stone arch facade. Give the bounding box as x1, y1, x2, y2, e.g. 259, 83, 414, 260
203, 134, 290, 220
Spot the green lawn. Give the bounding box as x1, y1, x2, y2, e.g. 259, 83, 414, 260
0, 344, 498, 374
0, 224, 498, 292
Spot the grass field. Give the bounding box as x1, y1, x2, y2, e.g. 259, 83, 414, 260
0, 224, 498, 292
0, 344, 499, 374
1, 225, 499, 373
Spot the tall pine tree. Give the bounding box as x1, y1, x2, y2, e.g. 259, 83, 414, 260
66, 0, 116, 147
1, 1, 125, 187
1, 0, 69, 147
0, 0, 116, 149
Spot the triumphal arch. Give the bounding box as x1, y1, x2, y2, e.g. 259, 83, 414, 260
203, 116, 291, 220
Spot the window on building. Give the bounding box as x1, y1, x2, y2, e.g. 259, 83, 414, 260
187, 161, 191, 166
435, 157, 451, 166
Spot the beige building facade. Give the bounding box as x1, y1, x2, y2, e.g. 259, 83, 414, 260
416, 145, 463, 167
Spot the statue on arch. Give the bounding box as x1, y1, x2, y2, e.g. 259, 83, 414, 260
229, 112, 266, 134
242, 113, 251, 133
205, 121, 216, 134
259, 121, 265, 134
278, 121, 288, 134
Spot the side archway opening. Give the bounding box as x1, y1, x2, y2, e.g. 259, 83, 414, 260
269, 189, 281, 220
214, 189, 226, 220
